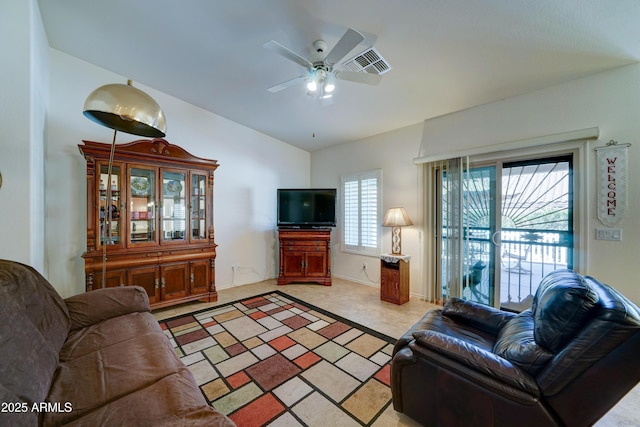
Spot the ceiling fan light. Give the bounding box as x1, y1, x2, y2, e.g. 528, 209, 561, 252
324, 82, 335, 93
306, 80, 318, 92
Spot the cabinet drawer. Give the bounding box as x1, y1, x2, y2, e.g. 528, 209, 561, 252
381, 260, 400, 270
284, 240, 326, 246
283, 244, 326, 251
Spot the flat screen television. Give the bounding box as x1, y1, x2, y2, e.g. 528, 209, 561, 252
277, 188, 337, 228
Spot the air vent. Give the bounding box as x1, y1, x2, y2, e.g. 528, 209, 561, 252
342, 47, 392, 75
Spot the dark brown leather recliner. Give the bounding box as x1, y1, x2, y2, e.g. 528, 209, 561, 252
391, 270, 640, 426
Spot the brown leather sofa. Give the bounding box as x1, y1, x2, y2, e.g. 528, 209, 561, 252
0, 260, 235, 427
391, 269, 640, 427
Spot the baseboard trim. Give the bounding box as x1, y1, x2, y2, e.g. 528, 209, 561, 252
332, 273, 379, 288
332, 273, 427, 301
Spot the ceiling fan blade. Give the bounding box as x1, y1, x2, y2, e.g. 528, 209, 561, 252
263, 40, 312, 69
324, 28, 365, 66
267, 75, 306, 93
335, 70, 382, 85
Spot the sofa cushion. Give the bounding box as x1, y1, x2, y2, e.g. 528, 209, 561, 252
493, 310, 554, 375
46, 328, 188, 426
44, 368, 232, 427
59, 311, 164, 361
532, 270, 598, 353
0, 260, 70, 412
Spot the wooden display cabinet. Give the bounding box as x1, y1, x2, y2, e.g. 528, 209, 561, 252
278, 228, 331, 286
380, 256, 410, 305
79, 138, 219, 309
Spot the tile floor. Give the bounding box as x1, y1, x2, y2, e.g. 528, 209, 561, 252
154, 277, 640, 427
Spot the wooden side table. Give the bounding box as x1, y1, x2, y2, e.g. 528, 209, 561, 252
380, 254, 410, 304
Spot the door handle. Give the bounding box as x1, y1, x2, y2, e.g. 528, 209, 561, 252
491, 231, 501, 246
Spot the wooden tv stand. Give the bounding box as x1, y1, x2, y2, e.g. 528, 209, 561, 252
278, 228, 331, 286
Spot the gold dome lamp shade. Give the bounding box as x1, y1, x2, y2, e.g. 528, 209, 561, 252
83, 80, 166, 137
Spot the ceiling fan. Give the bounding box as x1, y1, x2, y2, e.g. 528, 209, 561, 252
263, 28, 387, 98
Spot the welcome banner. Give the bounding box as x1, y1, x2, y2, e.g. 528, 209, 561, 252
595, 141, 630, 227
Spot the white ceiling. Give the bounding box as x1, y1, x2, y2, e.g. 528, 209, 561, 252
38, 0, 640, 152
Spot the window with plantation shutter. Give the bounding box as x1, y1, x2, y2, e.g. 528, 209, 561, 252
341, 170, 382, 254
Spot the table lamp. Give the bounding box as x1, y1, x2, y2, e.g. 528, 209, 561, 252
383, 207, 412, 255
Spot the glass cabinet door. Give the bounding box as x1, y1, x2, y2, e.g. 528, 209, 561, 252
191, 173, 207, 241
162, 170, 187, 242
129, 167, 157, 245
99, 163, 123, 247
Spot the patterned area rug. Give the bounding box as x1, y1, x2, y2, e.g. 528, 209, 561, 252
159, 291, 396, 426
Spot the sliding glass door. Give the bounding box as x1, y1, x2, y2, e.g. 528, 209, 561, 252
438, 155, 573, 311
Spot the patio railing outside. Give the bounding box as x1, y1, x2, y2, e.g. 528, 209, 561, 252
455, 227, 570, 311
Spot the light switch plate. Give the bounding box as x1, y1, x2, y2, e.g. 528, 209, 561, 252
595, 228, 622, 241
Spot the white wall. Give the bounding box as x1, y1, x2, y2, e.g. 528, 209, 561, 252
0, 0, 47, 271
311, 123, 424, 294
312, 64, 640, 304
46, 50, 310, 298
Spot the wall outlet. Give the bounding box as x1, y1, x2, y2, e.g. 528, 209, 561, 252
232, 264, 239, 271
595, 228, 622, 241
362, 262, 368, 271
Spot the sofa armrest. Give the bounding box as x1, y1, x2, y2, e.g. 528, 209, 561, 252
442, 298, 516, 335
64, 286, 150, 331
411, 329, 539, 396
393, 309, 445, 355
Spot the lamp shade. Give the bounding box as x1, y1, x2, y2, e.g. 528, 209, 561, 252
83, 82, 166, 137
383, 207, 413, 227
